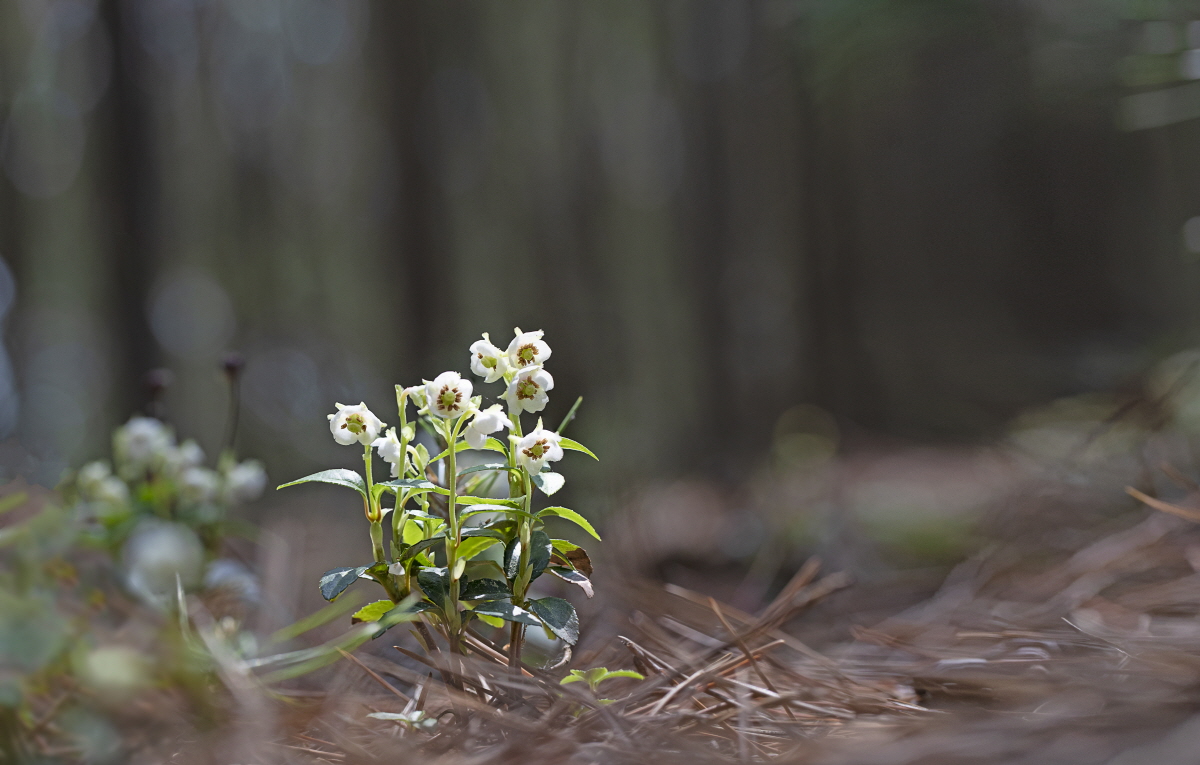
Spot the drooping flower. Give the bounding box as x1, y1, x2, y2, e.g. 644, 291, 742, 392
469, 333, 509, 383
77, 460, 113, 491
464, 404, 511, 449
504, 366, 554, 414
402, 384, 427, 411
515, 424, 564, 474
224, 460, 267, 503
162, 439, 205, 476
93, 476, 131, 506
328, 402, 385, 446
424, 372, 474, 419
372, 427, 406, 477
506, 329, 552, 371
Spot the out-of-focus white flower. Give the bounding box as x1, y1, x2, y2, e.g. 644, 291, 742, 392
372, 427, 407, 477
505, 366, 554, 414
113, 417, 173, 473
506, 329, 551, 371
93, 476, 131, 506
464, 404, 511, 449
77, 460, 112, 491
224, 460, 267, 503
402, 384, 427, 411
328, 402, 385, 446
123, 520, 204, 606
162, 439, 205, 476
424, 372, 474, 419
180, 466, 221, 504
470, 334, 509, 383
515, 425, 564, 474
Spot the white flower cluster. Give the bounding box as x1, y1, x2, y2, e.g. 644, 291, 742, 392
78, 416, 266, 508
331, 329, 565, 475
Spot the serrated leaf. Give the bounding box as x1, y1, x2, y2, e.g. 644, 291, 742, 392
457, 496, 524, 508
559, 437, 598, 460
474, 613, 505, 629
417, 567, 449, 607
319, 566, 368, 600
279, 469, 366, 497
530, 530, 553, 580
528, 597, 579, 645
352, 600, 396, 624
461, 527, 504, 540
531, 471, 565, 496
547, 566, 594, 598
457, 463, 518, 477
400, 534, 445, 562
404, 509, 444, 522
461, 578, 511, 601
551, 538, 581, 554
538, 506, 601, 540
376, 478, 449, 495
472, 600, 542, 626
456, 536, 502, 560
460, 505, 538, 522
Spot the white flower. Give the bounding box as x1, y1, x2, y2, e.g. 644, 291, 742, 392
78, 461, 112, 491
372, 427, 408, 477
506, 328, 551, 371
224, 460, 267, 504
424, 371, 473, 419
464, 405, 511, 449
92, 476, 130, 506
469, 333, 509, 383
327, 402, 385, 446
515, 425, 564, 474
180, 467, 221, 504
162, 439, 205, 476
113, 417, 173, 472
504, 366, 554, 414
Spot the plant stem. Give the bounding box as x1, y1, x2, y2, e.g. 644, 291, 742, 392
443, 416, 464, 654
509, 468, 533, 669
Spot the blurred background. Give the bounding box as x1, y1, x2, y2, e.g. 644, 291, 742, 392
4, 0, 1200, 607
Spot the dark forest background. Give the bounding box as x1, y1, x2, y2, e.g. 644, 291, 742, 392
1, 0, 1199, 509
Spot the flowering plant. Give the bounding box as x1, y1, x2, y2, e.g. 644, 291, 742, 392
280, 328, 597, 666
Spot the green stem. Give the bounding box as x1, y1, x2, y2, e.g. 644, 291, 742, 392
509, 468, 533, 669
443, 415, 467, 653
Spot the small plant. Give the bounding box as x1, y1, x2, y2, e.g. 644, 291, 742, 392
560, 667, 644, 702
280, 328, 598, 667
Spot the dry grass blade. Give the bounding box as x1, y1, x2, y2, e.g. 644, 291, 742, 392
336, 648, 413, 704
1127, 485, 1200, 522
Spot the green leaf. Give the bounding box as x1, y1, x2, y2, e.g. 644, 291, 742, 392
459, 505, 538, 523
547, 566, 594, 598
404, 509, 443, 521
472, 600, 542, 626
474, 613, 505, 629
457, 463, 518, 477
456, 536, 502, 560
531, 471, 565, 496
400, 534, 445, 562
559, 437, 598, 460
484, 437, 508, 454
417, 567, 449, 607
538, 506, 601, 540
551, 538, 581, 554
461, 527, 505, 540
319, 566, 368, 601
599, 670, 644, 682
461, 578, 511, 601
279, 469, 366, 497
503, 530, 554, 581
457, 496, 524, 509
351, 600, 397, 624
376, 479, 449, 496
528, 597, 580, 645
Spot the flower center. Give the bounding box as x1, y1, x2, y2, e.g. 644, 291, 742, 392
342, 413, 366, 434
438, 385, 463, 412
523, 440, 548, 460
515, 379, 540, 400
481, 355, 497, 369
516, 343, 538, 366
